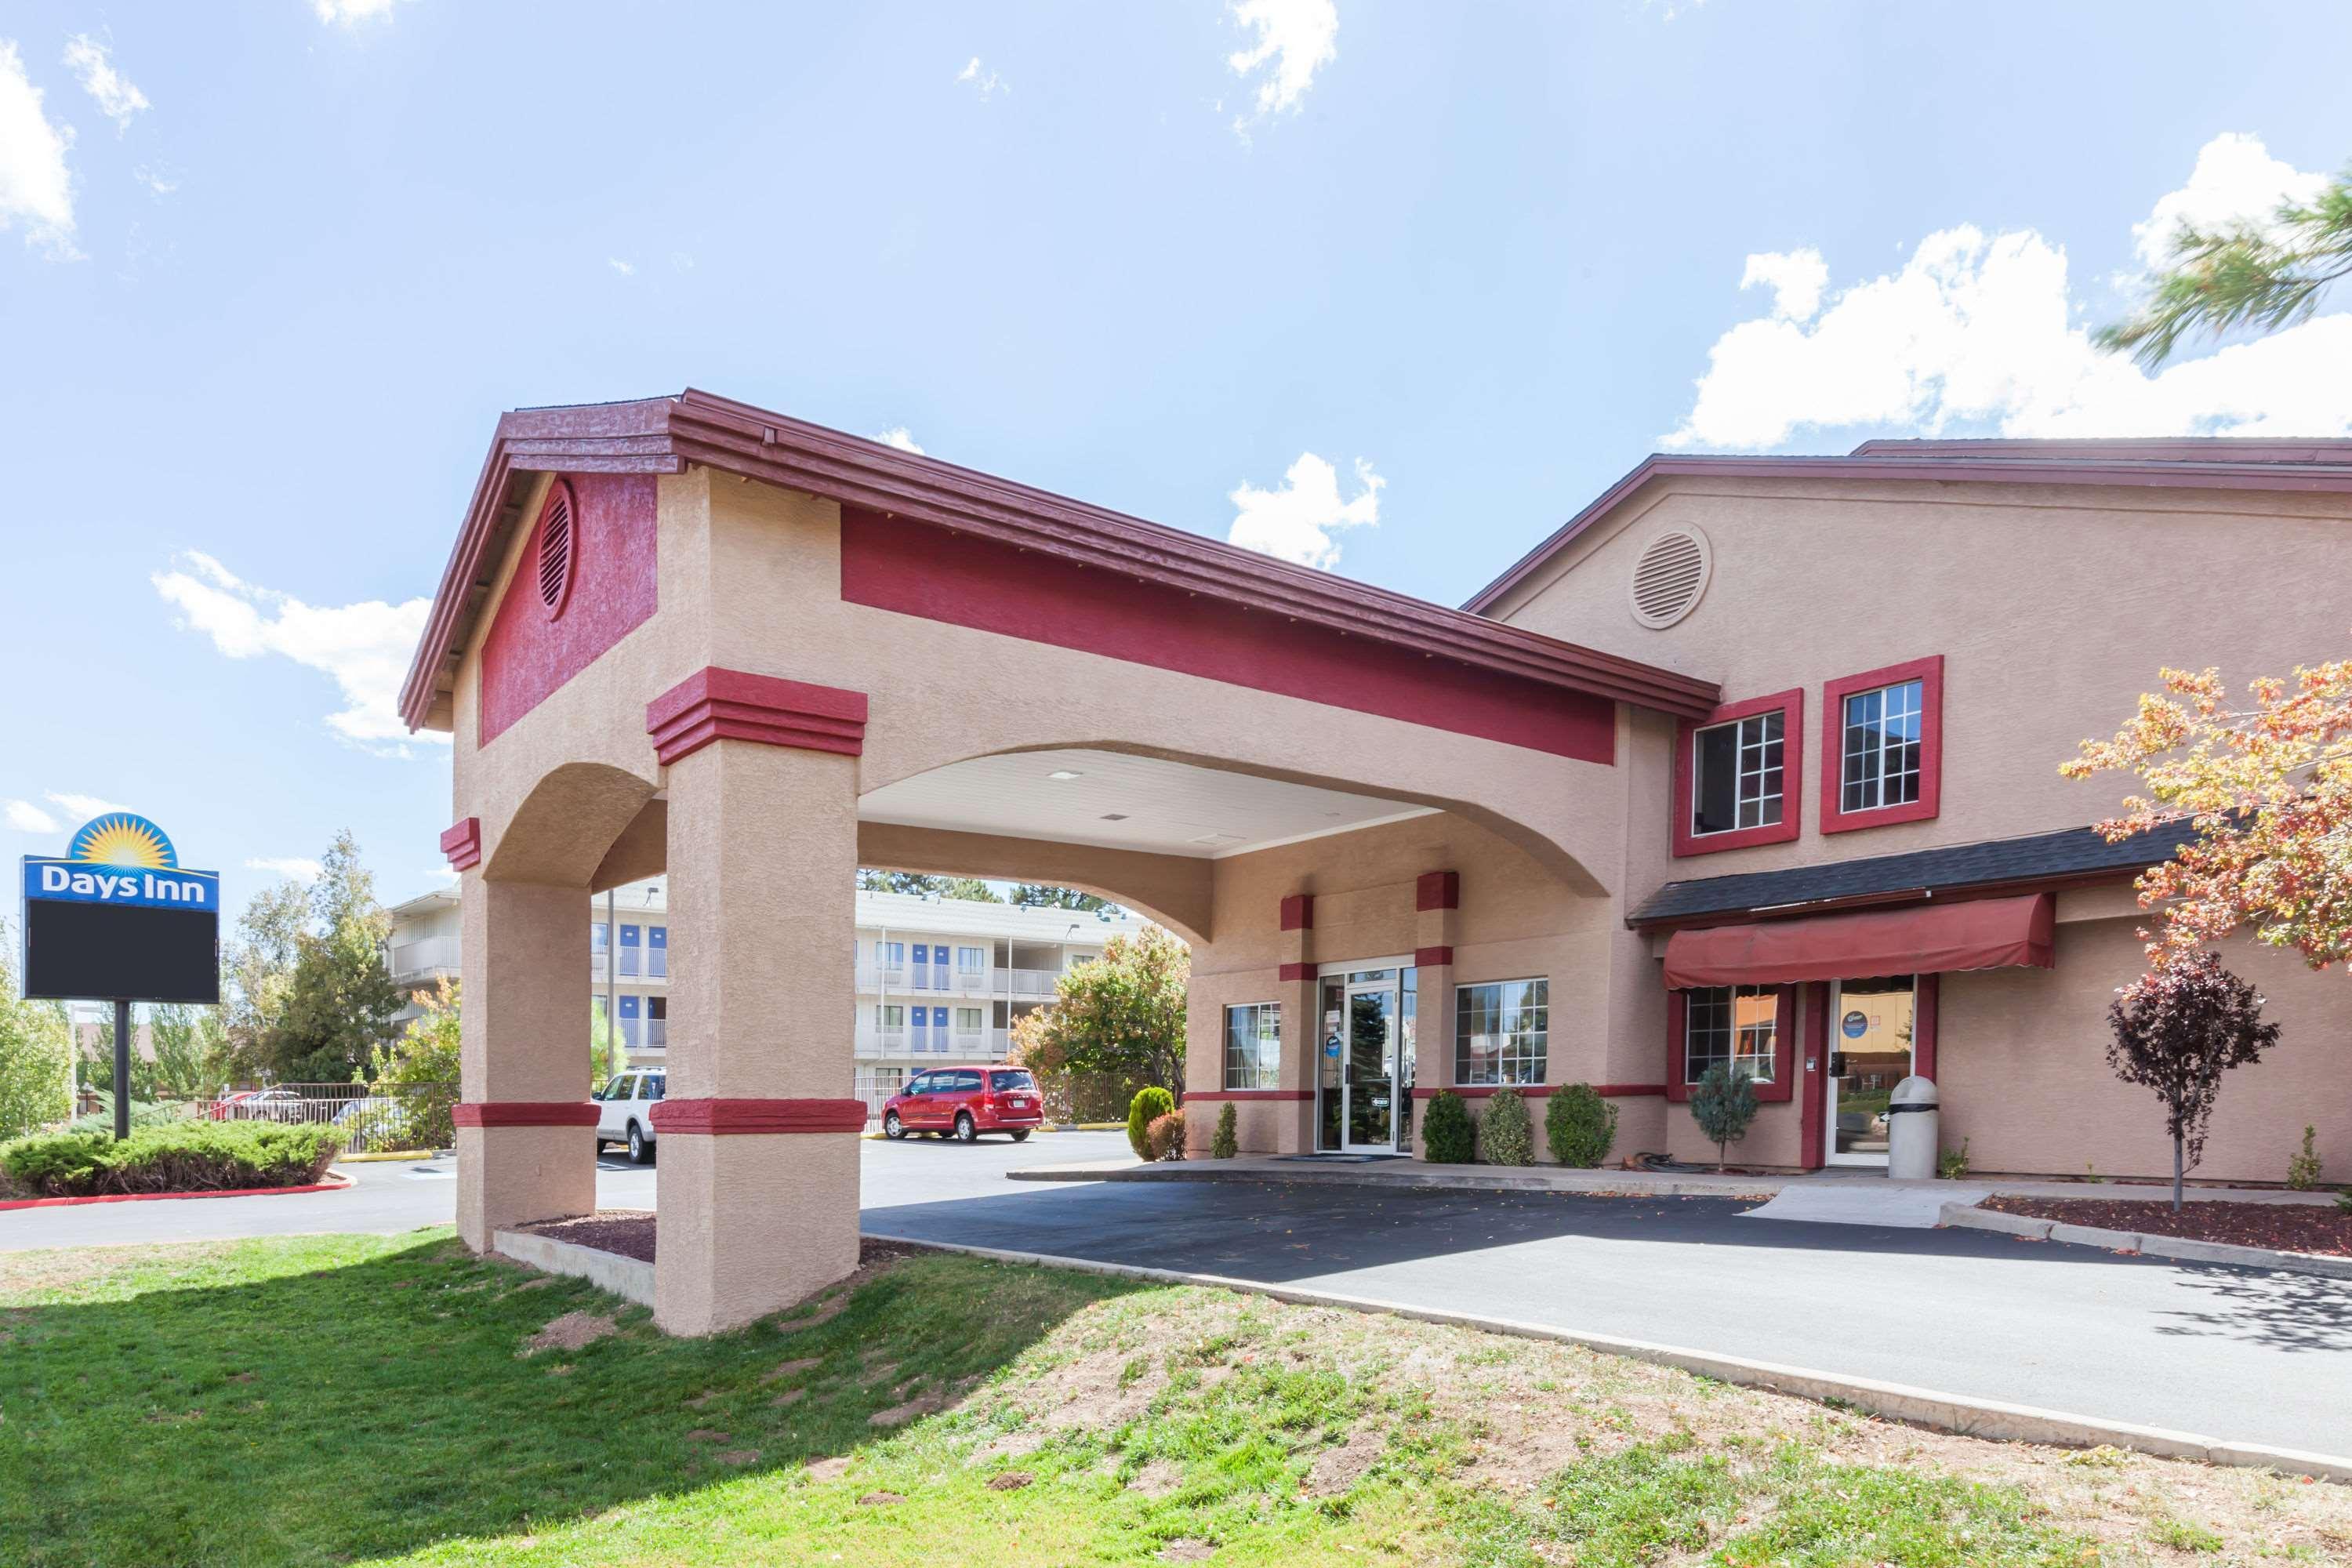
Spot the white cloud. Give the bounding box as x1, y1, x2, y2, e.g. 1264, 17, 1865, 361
2131, 130, 2327, 269
0, 38, 78, 258
1228, 0, 1338, 124
956, 56, 1007, 100
1227, 452, 1382, 570
873, 426, 925, 455
313, 0, 408, 24
1665, 134, 2352, 449
608, 257, 634, 277
151, 551, 441, 752
4, 800, 59, 833
133, 162, 176, 196
47, 792, 131, 819
62, 36, 147, 132
246, 856, 323, 880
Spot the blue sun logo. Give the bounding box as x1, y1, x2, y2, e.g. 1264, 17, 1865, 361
67, 813, 178, 870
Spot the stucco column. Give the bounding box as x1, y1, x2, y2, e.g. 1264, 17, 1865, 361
1410, 870, 1459, 1159
647, 668, 869, 1336
455, 869, 600, 1251
1279, 894, 1319, 1153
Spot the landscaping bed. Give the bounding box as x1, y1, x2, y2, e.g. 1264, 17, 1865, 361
523, 1208, 659, 1262
1981, 1195, 2352, 1258
0, 1120, 342, 1199
4, 1232, 2347, 1566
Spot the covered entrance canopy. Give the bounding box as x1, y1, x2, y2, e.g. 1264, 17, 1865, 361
1660, 892, 2055, 989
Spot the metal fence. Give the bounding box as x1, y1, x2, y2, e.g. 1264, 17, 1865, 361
200, 1082, 459, 1153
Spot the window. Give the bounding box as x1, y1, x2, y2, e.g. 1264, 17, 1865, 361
956, 1007, 983, 1033
619, 924, 641, 978
1454, 979, 1548, 1087
906, 1073, 934, 1096
647, 926, 667, 978
1223, 1003, 1283, 1090
989, 1069, 1035, 1092
878, 1004, 905, 1031
951, 1069, 982, 1091
597, 1073, 633, 1102
956, 946, 983, 973
646, 996, 667, 1048
641, 1073, 664, 1101
1693, 711, 1783, 836
1681, 985, 1778, 1085
618, 993, 641, 1047
1672, 690, 1803, 857
1820, 656, 1943, 833
591, 922, 609, 977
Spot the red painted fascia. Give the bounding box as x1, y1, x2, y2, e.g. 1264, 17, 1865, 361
440, 817, 481, 872
1819, 655, 1944, 835
646, 666, 869, 765
649, 1097, 869, 1134
1411, 1083, 1665, 1099
1671, 688, 1806, 858
1279, 895, 1315, 932
1414, 870, 1461, 911
1414, 945, 1454, 967
1664, 984, 1797, 1105
477, 473, 660, 746
1185, 1089, 1315, 1102
1276, 961, 1314, 982
402, 391, 1720, 731
452, 1102, 601, 1128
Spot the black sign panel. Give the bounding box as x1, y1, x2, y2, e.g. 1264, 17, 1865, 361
21, 900, 220, 1004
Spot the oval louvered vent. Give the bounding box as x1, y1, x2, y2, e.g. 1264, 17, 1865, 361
535, 483, 575, 616
1628, 527, 1711, 629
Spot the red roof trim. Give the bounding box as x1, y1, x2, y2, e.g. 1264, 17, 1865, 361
401, 392, 1719, 731
645, 666, 869, 765
1462, 446, 2352, 615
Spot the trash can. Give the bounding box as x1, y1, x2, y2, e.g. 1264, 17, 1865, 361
1885, 1075, 1939, 1181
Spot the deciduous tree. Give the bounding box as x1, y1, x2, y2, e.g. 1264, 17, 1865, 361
2104, 953, 2280, 1210
1030, 926, 1187, 1093
0, 920, 74, 1138
2064, 658, 2352, 977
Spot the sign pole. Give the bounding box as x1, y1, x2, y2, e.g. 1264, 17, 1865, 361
113, 997, 132, 1141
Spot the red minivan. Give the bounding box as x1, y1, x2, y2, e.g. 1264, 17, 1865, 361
882, 1065, 1044, 1143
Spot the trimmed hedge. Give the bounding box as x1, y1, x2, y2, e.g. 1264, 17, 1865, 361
1421, 1091, 1473, 1163
1479, 1088, 1535, 1166
1127, 1086, 1175, 1161
1211, 1102, 1238, 1159
1545, 1083, 1619, 1168
1, 1120, 343, 1199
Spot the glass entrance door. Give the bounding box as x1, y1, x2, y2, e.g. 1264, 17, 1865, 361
1342, 981, 1396, 1151
1825, 975, 1915, 1167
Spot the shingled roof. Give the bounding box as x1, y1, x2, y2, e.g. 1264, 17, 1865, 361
1628, 822, 2189, 927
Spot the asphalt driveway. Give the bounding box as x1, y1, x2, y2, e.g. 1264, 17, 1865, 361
864, 1176, 2352, 1458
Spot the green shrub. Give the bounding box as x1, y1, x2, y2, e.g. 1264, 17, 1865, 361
1211, 1102, 1238, 1159
1689, 1064, 1758, 1171
1127, 1086, 1174, 1160
2287, 1125, 2323, 1191
1480, 1087, 1534, 1166
1421, 1091, 1473, 1163
1545, 1083, 1617, 1167
1939, 1138, 1973, 1180
1146, 1109, 1186, 1162
0, 1120, 343, 1198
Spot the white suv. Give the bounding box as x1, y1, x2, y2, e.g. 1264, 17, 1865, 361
593, 1069, 665, 1163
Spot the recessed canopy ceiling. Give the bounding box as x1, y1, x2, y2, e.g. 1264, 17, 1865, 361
858, 749, 1432, 859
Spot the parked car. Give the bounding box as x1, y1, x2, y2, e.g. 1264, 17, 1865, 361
881, 1065, 1043, 1143
216, 1087, 303, 1123
593, 1069, 665, 1163
205, 1090, 259, 1122
332, 1095, 411, 1153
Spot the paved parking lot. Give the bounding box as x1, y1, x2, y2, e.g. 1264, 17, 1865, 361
10, 1134, 2347, 1457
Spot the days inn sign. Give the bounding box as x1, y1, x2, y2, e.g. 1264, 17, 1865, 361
20, 813, 221, 1006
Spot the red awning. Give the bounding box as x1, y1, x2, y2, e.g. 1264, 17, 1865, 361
1661, 892, 2056, 989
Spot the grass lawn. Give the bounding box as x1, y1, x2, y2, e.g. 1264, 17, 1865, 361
2, 1231, 2347, 1566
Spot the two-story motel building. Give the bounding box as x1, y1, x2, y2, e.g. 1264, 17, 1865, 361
404, 393, 2350, 1333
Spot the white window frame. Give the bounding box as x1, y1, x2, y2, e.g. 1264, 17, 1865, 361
1223, 1002, 1283, 1091
1690, 710, 1784, 837
1840, 678, 1925, 815
1682, 984, 1778, 1086
1454, 978, 1548, 1087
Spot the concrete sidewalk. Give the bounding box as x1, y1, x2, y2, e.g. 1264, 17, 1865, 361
1011, 1154, 2338, 1219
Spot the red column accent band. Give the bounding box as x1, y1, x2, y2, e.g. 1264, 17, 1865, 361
1413, 1083, 1666, 1100
1277, 961, 1314, 982
1414, 870, 1460, 911
440, 817, 482, 872
648, 1097, 870, 1134
1279, 894, 1315, 931
1184, 1089, 1316, 1102
1913, 973, 1940, 1082
646, 667, 869, 765
452, 1101, 599, 1127
1414, 945, 1454, 968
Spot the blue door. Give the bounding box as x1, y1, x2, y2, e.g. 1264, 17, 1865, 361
910, 943, 929, 990
618, 994, 641, 1048
931, 1006, 950, 1051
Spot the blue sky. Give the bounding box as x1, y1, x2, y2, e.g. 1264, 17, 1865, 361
4, 0, 2349, 920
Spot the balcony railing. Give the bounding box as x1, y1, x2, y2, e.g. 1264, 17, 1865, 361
390, 936, 459, 985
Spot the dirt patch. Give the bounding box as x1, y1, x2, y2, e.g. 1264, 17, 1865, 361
987, 1472, 1034, 1491
522, 1210, 655, 1262
770, 1240, 919, 1335
1128, 1458, 1182, 1497
1305, 1424, 1386, 1497
762, 1356, 822, 1385
857, 1491, 906, 1507
1982, 1196, 2352, 1257
684, 1428, 730, 1443
521, 1311, 616, 1356
869, 1393, 946, 1428
803, 1457, 851, 1483
769, 1388, 805, 1409
713, 1448, 760, 1467
1158, 1541, 1215, 1563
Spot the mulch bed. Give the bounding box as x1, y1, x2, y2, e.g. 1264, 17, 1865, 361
519, 1214, 924, 1270
1981, 1196, 2352, 1257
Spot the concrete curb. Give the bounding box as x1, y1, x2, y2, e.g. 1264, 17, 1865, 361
864, 1229, 2352, 1486
1007, 1163, 1779, 1200
1938, 1202, 2352, 1280
492, 1227, 655, 1308
0, 1171, 355, 1211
